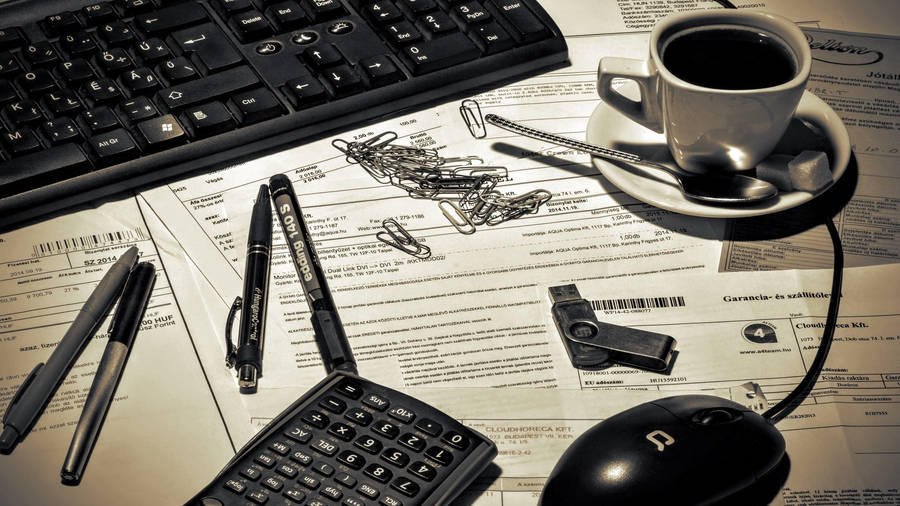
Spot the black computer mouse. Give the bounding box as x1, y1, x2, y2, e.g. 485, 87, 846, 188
540, 394, 785, 506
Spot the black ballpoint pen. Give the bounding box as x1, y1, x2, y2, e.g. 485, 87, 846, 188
269, 174, 356, 374
60, 261, 156, 484
0, 246, 139, 454
226, 184, 272, 394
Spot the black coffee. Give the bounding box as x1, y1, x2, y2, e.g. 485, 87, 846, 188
662, 26, 797, 90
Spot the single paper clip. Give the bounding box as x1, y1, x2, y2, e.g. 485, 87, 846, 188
439, 200, 476, 235
459, 99, 487, 139
376, 218, 431, 259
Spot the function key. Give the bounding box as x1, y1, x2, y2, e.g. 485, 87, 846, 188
253, 451, 277, 468
283, 486, 306, 503
312, 438, 339, 456
276, 462, 300, 478
357, 483, 379, 499
283, 424, 314, 444
387, 406, 415, 424
299, 473, 321, 490
216, 0, 255, 16
82, 135, 138, 174
345, 497, 366, 506
246, 489, 269, 504
0, 28, 25, 50
320, 485, 343, 500
290, 449, 313, 466
441, 430, 470, 450
334, 378, 364, 399
363, 393, 390, 411
380, 495, 404, 506
120, 0, 154, 16
44, 13, 82, 36
239, 466, 262, 480
82, 3, 119, 25
413, 418, 442, 436
223, 479, 247, 494
262, 476, 284, 491
268, 440, 292, 455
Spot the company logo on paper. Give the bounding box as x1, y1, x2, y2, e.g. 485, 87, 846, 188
806, 33, 883, 65
742, 322, 778, 344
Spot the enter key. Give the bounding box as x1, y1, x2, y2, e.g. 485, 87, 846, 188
171, 23, 243, 74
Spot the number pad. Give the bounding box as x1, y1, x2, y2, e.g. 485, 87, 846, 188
208, 372, 494, 505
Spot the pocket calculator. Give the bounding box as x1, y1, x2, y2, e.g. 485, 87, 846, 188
187, 371, 497, 506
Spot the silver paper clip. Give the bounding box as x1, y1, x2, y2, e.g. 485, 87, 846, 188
459, 99, 486, 139
376, 218, 431, 259
439, 200, 476, 235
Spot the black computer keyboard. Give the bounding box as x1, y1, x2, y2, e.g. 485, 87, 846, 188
0, 0, 567, 228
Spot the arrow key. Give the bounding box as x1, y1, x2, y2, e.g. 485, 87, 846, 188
322, 65, 362, 98
359, 55, 403, 87
301, 44, 344, 70
283, 77, 327, 109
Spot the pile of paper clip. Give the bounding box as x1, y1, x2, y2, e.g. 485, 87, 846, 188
332, 132, 552, 241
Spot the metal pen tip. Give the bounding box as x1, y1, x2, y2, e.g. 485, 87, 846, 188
238, 364, 258, 394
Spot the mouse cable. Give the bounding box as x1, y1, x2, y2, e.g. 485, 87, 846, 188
763, 216, 844, 425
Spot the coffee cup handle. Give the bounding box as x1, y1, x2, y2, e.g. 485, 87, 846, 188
597, 57, 662, 133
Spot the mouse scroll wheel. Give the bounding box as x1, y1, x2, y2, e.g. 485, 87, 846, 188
693, 408, 740, 425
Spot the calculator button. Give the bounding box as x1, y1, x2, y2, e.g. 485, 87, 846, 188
337, 449, 366, 469
363, 393, 390, 411
254, 452, 277, 468
380, 448, 410, 467
312, 438, 339, 456
424, 446, 453, 465
312, 461, 335, 476
290, 449, 313, 466
358, 482, 380, 499
380, 495, 404, 506
387, 406, 415, 424
283, 486, 306, 503
240, 466, 262, 480
269, 440, 291, 455
299, 473, 321, 489
372, 420, 399, 439
345, 407, 373, 426
354, 435, 384, 454
414, 418, 442, 436
247, 489, 269, 504
336, 471, 358, 486
441, 430, 470, 450
320, 485, 343, 500
364, 463, 393, 483
390, 476, 420, 497
263, 476, 284, 491
276, 462, 300, 478
335, 378, 364, 399
302, 409, 330, 428
397, 433, 426, 452
328, 422, 357, 441
320, 395, 348, 413
224, 479, 246, 494
408, 461, 436, 481
344, 498, 366, 506
284, 425, 313, 443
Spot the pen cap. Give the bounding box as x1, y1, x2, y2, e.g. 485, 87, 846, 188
107, 262, 156, 346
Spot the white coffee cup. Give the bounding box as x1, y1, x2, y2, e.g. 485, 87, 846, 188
598, 10, 830, 174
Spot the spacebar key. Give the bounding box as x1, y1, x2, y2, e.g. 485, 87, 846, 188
158, 66, 259, 110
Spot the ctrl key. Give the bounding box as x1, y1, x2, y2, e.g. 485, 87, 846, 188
87, 128, 140, 166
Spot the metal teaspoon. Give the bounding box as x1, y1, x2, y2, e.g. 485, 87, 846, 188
484, 114, 778, 204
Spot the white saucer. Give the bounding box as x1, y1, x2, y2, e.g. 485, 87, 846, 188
586, 88, 851, 218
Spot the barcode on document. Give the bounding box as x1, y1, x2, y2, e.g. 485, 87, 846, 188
590, 296, 685, 311
32, 228, 147, 256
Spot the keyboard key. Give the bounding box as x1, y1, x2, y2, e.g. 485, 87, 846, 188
97, 48, 135, 74
42, 117, 82, 144
246, 489, 269, 504
276, 462, 300, 478
44, 12, 82, 36
366, 1, 403, 25
0, 28, 25, 50
262, 476, 284, 491
312, 438, 339, 456
180, 101, 236, 138
0, 143, 90, 197
58, 59, 96, 84
60, 32, 98, 56
88, 127, 139, 165
302, 44, 344, 69
383, 21, 422, 45
290, 449, 313, 466
228, 88, 284, 123
400, 32, 480, 74
284, 76, 327, 108
357, 482, 379, 499
229, 10, 273, 42
266, 2, 309, 32
335, 378, 364, 399
136, 3, 209, 34
158, 57, 200, 83
120, 0, 154, 15
134, 38, 171, 62
82, 3, 118, 25
135, 114, 186, 151
416, 11, 457, 37
359, 55, 403, 87
0, 80, 15, 104
158, 66, 259, 110
268, 440, 292, 455
18, 70, 58, 95
320, 485, 343, 500
254, 451, 277, 468
122, 67, 160, 94
97, 21, 135, 45
452, 2, 492, 25
486, 0, 548, 43
3, 100, 43, 126
301, 0, 345, 21
397, 0, 437, 15
299, 473, 321, 490
1, 127, 42, 154
217, 0, 254, 15
23, 42, 60, 67
80, 106, 120, 133
121, 97, 158, 123
43, 90, 83, 116
171, 24, 242, 73
301, 409, 330, 428
83, 78, 122, 103
312, 461, 335, 476
336, 472, 357, 487
0, 52, 20, 77
472, 21, 514, 54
